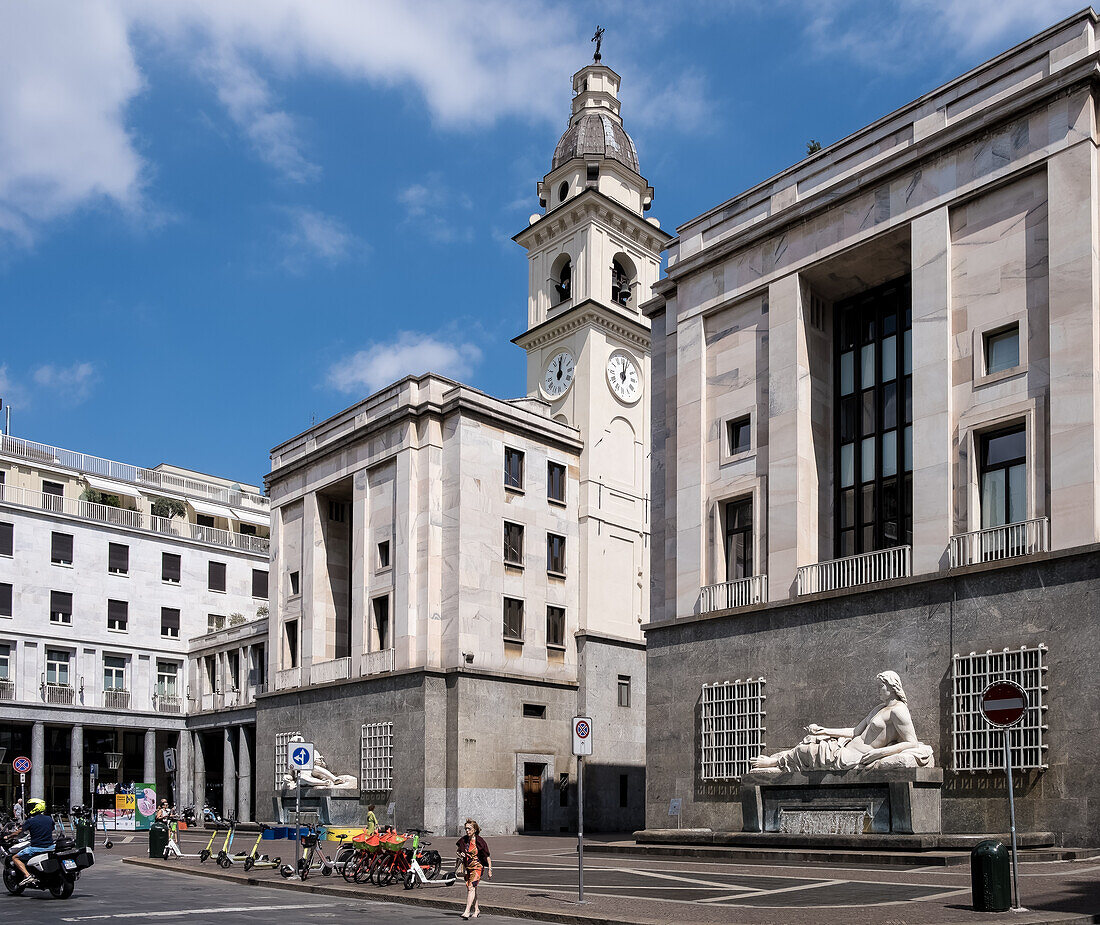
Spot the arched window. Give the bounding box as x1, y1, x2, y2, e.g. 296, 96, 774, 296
551, 254, 572, 306
611, 254, 637, 308
558, 181, 569, 204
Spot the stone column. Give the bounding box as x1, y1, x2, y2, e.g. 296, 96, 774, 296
237, 727, 252, 823
910, 206, 954, 573
301, 492, 324, 674
1047, 136, 1100, 548
673, 312, 706, 616
766, 274, 817, 599
176, 730, 193, 809
69, 724, 84, 809
193, 733, 206, 814
30, 722, 44, 798
350, 469, 369, 670
143, 729, 156, 784
222, 727, 237, 820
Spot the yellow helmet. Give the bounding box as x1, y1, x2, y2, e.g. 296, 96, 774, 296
27, 798, 46, 814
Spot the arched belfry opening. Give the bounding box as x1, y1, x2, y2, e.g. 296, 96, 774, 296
612, 254, 637, 309
551, 254, 572, 306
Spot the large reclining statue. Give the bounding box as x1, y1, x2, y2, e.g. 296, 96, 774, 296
751, 670, 934, 773
281, 734, 358, 790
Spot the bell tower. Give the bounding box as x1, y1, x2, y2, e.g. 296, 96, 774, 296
513, 56, 670, 641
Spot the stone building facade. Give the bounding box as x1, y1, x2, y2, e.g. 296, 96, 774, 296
644, 10, 1100, 844
257, 60, 665, 835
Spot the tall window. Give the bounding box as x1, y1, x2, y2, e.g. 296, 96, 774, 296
547, 461, 566, 504
723, 498, 753, 580
108, 543, 129, 575
504, 448, 525, 491
157, 661, 178, 697
504, 522, 524, 566
46, 649, 70, 686
285, 619, 299, 667
546, 606, 565, 648
162, 552, 181, 584
618, 675, 631, 707
980, 426, 1026, 528
547, 533, 566, 575
107, 599, 128, 632
0, 522, 11, 557
252, 569, 269, 599
208, 561, 226, 592
103, 655, 126, 691
372, 597, 390, 650
0, 643, 10, 681
51, 532, 73, 565
50, 591, 73, 625
835, 277, 912, 556
503, 597, 524, 642
161, 607, 180, 639
0, 582, 11, 617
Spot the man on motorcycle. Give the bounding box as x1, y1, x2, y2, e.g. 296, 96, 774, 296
12, 799, 54, 886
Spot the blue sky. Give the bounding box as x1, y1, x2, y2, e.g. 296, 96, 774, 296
0, 0, 1085, 487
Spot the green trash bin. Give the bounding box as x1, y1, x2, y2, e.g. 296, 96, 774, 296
971, 839, 1011, 912
149, 821, 170, 859
74, 816, 93, 850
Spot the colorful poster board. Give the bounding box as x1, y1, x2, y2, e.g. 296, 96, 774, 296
134, 784, 157, 830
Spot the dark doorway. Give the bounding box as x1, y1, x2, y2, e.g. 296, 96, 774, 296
522, 763, 544, 832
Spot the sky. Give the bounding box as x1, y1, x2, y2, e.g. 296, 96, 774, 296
0, 0, 1088, 487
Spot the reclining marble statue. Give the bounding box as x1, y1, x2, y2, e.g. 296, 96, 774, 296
281, 734, 358, 790
750, 671, 934, 773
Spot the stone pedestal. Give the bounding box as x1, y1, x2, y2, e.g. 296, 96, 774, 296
273, 788, 363, 826
739, 767, 943, 835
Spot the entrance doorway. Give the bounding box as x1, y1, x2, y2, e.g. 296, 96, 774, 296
522, 763, 544, 832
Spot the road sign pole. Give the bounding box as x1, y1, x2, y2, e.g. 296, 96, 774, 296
1003, 730, 1021, 910
295, 771, 301, 872
577, 754, 584, 904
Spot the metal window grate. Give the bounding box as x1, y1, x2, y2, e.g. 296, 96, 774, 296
700, 679, 766, 780
360, 722, 393, 793
951, 645, 1048, 772
274, 730, 299, 787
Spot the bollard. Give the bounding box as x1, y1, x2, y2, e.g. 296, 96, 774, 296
971, 839, 1011, 912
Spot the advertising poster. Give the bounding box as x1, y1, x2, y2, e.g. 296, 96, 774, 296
135, 784, 157, 830
113, 790, 136, 831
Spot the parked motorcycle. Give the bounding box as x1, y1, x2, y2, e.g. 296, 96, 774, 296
1, 823, 94, 899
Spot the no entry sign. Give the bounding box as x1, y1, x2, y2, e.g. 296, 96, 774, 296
981, 680, 1028, 727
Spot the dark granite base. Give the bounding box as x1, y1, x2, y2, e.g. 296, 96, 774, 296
273, 789, 363, 825
634, 827, 1056, 850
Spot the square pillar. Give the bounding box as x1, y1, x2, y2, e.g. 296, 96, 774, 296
143, 729, 156, 784
673, 313, 706, 616
222, 727, 237, 821
69, 724, 84, 809
176, 731, 193, 809
910, 206, 953, 573
237, 727, 252, 823
31, 721, 44, 798
193, 733, 206, 814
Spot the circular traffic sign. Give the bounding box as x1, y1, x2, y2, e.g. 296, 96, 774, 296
291, 746, 311, 766
12, 756, 31, 774
981, 680, 1028, 727
575, 720, 590, 739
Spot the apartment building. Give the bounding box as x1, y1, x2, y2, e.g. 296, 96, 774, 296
0, 433, 269, 819
645, 10, 1100, 844
257, 58, 665, 835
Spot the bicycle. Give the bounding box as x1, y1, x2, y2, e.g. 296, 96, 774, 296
280, 826, 334, 880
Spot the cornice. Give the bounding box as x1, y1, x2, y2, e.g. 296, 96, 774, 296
511, 299, 651, 353
514, 188, 670, 254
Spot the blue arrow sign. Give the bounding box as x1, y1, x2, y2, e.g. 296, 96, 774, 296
287, 741, 314, 772
292, 747, 310, 766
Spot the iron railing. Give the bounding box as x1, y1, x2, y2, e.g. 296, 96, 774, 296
699, 575, 768, 613
949, 518, 1050, 568
155, 694, 183, 714
796, 546, 911, 596
43, 683, 75, 705
103, 689, 130, 710
0, 679, 14, 700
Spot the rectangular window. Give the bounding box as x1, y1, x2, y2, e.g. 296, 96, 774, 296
274, 731, 295, 788
377, 540, 390, 569
726, 416, 751, 456
700, 678, 767, 780
522, 703, 546, 719
619, 774, 629, 808
503, 596, 524, 642
208, 560, 226, 592
952, 645, 1046, 771
196, 514, 215, 529
162, 552, 181, 584
108, 542, 129, 575
285, 619, 299, 667
156, 661, 178, 697
227, 651, 240, 690
50, 590, 73, 625
504, 447, 525, 491
289, 571, 300, 596
42, 480, 63, 512
160, 607, 180, 639
46, 648, 70, 686
547, 533, 566, 575
546, 606, 565, 648
328, 500, 347, 522
0, 642, 10, 681
107, 599, 128, 632
724, 498, 753, 580
51, 532, 73, 566
238, 523, 257, 536
984, 324, 1020, 375
252, 568, 269, 599
0, 522, 11, 557
617, 674, 631, 708
207, 613, 226, 633
547, 461, 566, 504
372, 597, 389, 650
360, 722, 394, 793
103, 655, 126, 691
980, 425, 1026, 529
504, 522, 524, 566
0, 582, 11, 617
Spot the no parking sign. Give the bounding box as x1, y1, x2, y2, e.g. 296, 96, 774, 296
572, 716, 592, 756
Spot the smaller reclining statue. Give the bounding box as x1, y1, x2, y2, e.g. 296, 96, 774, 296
751, 670, 934, 773
281, 734, 358, 790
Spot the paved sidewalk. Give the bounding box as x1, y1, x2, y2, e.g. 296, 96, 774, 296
123, 832, 1100, 924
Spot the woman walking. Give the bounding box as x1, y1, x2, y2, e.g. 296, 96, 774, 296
456, 818, 492, 919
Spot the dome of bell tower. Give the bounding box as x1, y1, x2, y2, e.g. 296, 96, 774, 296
551, 63, 640, 176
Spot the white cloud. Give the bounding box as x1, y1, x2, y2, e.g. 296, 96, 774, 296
0, 364, 29, 410
278, 206, 365, 272
398, 174, 474, 244
32, 362, 98, 402
327, 331, 483, 395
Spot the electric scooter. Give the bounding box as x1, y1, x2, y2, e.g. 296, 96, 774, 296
240, 824, 281, 871
198, 824, 222, 863
215, 819, 238, 868
162, 818, 200, 860
400, 830, 452, 890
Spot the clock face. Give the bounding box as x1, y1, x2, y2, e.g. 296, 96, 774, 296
607, 350, 641, 403
543, 351, 576, 399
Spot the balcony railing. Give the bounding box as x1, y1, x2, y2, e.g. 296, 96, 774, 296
0, 483, 269, 554
311, 656, 351, 684
0, 432, 269, 512
950, 518, 1050, 568
275, 667, 301, 690
796, 546, 911, 596
103, 688, 131, 710
199, 691, 225, 711
361, 648, 395, 677
0, 679, 14, 700
43, 683, 75, 705
155, 694, 183, 714
700, 575, 768, 614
